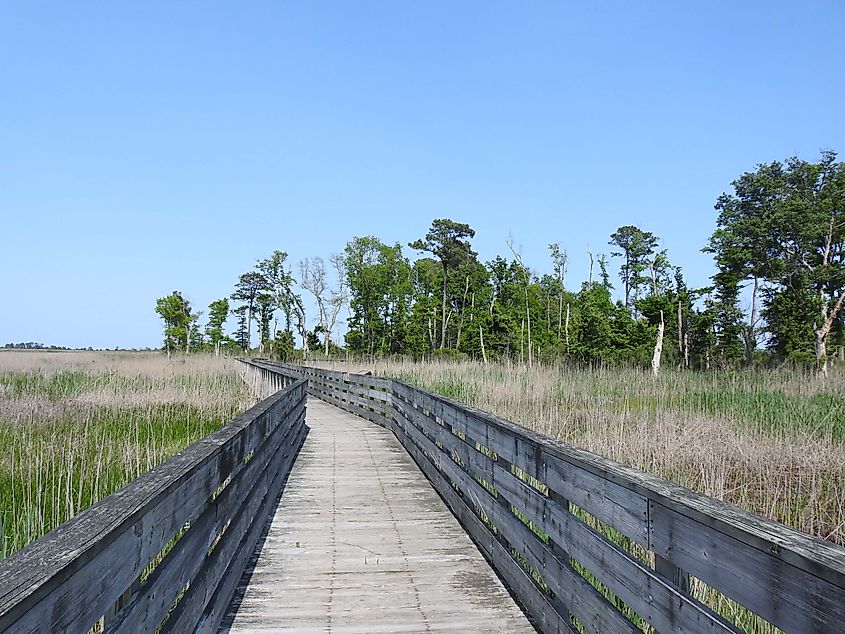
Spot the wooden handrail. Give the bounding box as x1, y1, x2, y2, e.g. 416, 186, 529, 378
0, 364, 306, 634
263, 361, 845, 634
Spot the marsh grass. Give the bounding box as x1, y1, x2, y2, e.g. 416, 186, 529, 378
0, 351, 255, 559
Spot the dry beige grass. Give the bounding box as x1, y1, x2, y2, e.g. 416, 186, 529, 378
0, 349, 237, 378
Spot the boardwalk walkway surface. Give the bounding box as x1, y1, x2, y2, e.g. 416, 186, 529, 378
220, 398, 534, 633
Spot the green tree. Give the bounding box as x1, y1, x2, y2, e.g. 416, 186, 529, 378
256, 250, 298, 338
781, 152, 845, 374
256, 293, 275, 352
609, 225, 658, 310
255, 250, 317, 356
155, 291, 192, 356
344, 236, 413, 355
708, 151, 845, 373
272, 329, 296, 361
573, 282, 614, 362
706, 160, 783, 366
548, 243, 568, 347
205, 298, 229, 356
407, 257, 443, 354
231, 271, 268, 351
188, 312, 203, 352
232, 305, 249, 351
409, 219, 477, 349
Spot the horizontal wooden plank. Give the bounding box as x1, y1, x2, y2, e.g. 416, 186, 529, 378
193, 419, 305, 634
348, 384, 391, 403
336, 389, 391, 416
394, 397, 734, 632
303, 375, 393, 419
395, 402, 669, 631
311, 386, 346, 410
243, 360, 303, 384
650, 500, 845, 633
350, 374, 391, 390
497, 468, 734, 632
393, 388, 650, 546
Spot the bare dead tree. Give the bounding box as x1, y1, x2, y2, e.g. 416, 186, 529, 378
508, 237, 533, 366
652, 310, 665, 376
326, 254, 348, 356
302, 255, 348, 358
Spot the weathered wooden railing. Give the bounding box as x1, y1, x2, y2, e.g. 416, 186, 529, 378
259, 361, 845, 634
0, 365, 306, 634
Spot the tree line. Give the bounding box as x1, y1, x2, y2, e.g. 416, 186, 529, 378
156, 150, 845, 374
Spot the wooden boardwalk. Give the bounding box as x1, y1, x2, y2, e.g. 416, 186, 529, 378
220, 398, 534, 633
4, 362, 843, 633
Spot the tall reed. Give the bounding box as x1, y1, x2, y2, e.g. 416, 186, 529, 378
0, 351, 255, 559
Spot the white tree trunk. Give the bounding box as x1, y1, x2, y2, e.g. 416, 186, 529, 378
652, 310, 665, 376
816, 329, 828, 378
816, 292, 845, 378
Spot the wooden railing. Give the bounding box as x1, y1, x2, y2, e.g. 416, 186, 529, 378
0, 364, 306, 634
262, 361, 845, 634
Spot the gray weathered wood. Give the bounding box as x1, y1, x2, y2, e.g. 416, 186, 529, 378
163, 414, 306, 633
650, 499, 845, 632
415, 380, 845, 586
394, 419, 571, 634
393, 386, 651, 546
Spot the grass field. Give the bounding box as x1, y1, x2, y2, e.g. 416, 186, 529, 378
0, 351, 255, 559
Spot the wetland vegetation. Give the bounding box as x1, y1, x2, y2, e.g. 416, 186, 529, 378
0, 350, 255, 559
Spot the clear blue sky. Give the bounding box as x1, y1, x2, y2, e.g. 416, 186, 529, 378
2, 2, 843, 349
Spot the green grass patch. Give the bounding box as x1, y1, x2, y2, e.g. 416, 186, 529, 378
0, 358, 252, 559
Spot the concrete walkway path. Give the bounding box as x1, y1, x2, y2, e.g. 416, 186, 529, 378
220, 397, 534, 633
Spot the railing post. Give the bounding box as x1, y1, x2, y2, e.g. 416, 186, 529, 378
654, 554, 690, 594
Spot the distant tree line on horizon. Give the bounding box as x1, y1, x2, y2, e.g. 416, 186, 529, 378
156, 150, 845, 375
3, 342, 71, 350
1, 343, 157, 351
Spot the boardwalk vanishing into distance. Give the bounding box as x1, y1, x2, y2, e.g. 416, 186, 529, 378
2, 360, 845, 634
221, 398, 532, 633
